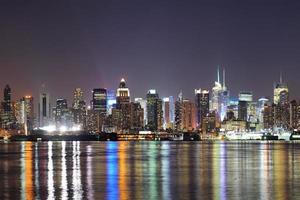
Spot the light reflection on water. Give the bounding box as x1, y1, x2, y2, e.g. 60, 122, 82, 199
1, 142, 300, 199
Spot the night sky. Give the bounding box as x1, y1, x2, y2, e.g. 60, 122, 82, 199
1, 0, 300, 104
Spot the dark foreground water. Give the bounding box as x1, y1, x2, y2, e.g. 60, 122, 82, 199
0, 141, 300, 200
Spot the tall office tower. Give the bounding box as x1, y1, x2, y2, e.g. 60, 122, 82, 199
130, 102, 144, 130
72, 88, 86, 127
211, 67, 229, 121
239, 91, 254, 121
23, 96, 34, 131
181, 99, 197, 131
134, 98, 147, 126
169, 96, 175, 125
274, 74, 289, 105
92, 88, 107, 132
116, 78, 130, 107
290, 100, 299, 130
263, 103, 275, 129
55, 98, 68, 125
92, 88, 107, 114
257, 97, 269, 125
15, 96, 34, 134
195, 89, 210, 128
39, 91, 50, 128
146, 89, 163, 131
163, 97, 172, 129
238, 101, 248, 121
106, 89, 116, 115
1, 85, 13, 128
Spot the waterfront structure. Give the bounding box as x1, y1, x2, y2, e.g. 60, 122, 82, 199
195, 89, 209, 128
146, 89, 163, 131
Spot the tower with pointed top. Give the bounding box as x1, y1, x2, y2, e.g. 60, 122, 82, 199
116, 78, 130, 107
211, 66, 229, 120
274, 73, 289, 105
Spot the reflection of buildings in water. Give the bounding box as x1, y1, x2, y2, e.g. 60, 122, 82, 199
21, 143, 25, 200
274, 144, 288, 200
212, 142, 227, 200
148, 143, 158, 200
72, 141, 83, 200
34, 143, 40, 200
61, 141, 68, 200
259, 143, 271, 200
21, 142, 34, 200
133, 143, 143, 199
161, 143, 170, 200
106, 142, 119, 200
199, 143, 213, 199
118, 142, 128, 200
86, 145, 94, 200
47, 142, 54, 200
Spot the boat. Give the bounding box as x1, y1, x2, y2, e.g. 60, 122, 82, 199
225, 131, 264, 140
290, 130, 300, 141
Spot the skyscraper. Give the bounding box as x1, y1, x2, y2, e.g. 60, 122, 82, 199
55, 98, 68, 125
72, 88, 86, 127
146, 89, 163, 131
238, 101, 248, 121
1, 85, 13, 128
92, 88, 107, 114
116, 78, 130, 107
274, 74, 289, 105
195, 89, 209, 128
39, 92, 50, 127
211, 67, 228, 121
134, 98, 147, 126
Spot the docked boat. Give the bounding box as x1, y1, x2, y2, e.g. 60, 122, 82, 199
225, 131, 264, 140
290, 130, 300, 141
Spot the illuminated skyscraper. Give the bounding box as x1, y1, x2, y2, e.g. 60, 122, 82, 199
55, 98, 68, 125
274, 74, 289, 105
38, 90, 50, 127
135, 98, 147, 126
107, 89, 116, 115
72, 88, 86, 127
116, 78, 130, 106
92, 88, 107, 114
1, 85, 13, 128
146, 89, 163, 131
162, 97, 174, 129
211, 67, 228, 121
195, 89, 209, 127
238, 101, 248, 121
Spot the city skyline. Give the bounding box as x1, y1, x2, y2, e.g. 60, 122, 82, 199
0, 70, 295, 105
1, 0, 300, 101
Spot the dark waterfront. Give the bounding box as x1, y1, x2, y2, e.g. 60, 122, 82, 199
0, 141, 300, 200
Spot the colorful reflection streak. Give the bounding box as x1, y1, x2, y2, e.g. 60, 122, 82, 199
118, 142, 128, 200
106, 142, 119, 200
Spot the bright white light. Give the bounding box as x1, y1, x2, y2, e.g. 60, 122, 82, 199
59, 126, 67, 133
40, 125, 56, 133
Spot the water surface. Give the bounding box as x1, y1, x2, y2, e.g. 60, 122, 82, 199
0, 141, 300, 200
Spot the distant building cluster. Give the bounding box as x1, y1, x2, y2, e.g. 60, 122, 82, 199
1, 68, 300, 134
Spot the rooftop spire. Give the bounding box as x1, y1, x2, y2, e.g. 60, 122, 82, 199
217, 66, 220, 83
223, 68, 226, 88
279, 72, 282, 84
